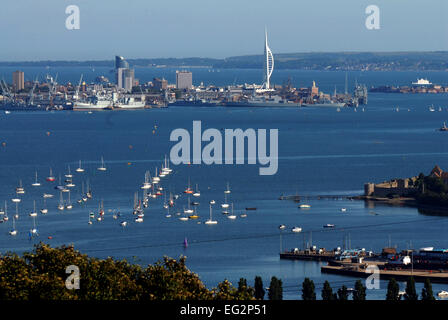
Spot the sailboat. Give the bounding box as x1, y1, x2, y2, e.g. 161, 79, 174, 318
40, 198, 48, 214
86, 180, 92, 199
31, 171, 41, 187
3, 201, 9, 222
97, 156, 107, 171
184, 196, 194, 214
161, 156, 172, 175
193, 184, 200, 197
221, 192, 229, 209
65, 165, 73, 178
98, 200, 105, 219
224, 182, 231, 194
184, 177, 193, 194
46, 167, 56, 182
16, 180, 25, 194
205, 204, 218, 225
65, 190, 73, 210
29, 200, 38, 217
165, 204, 171, 218
30, 215, 38, 236
188, 206, 199, 219
141, 171, 152, 189
57, 191, 65, 211
12, 201, 18, 220
227, 203, 237, 220
88, 211, 94, 224
152, 168, 160, 184
9, 215, 17, 236
76, 160, 85, 172
179, 207, 189, 221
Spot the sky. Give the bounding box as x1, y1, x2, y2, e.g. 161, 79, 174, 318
0, 0, 447, 61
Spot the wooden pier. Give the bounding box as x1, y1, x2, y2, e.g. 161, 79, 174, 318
280, 250, 336, 261
279, 194, 356, 201
321, 265, 448, 284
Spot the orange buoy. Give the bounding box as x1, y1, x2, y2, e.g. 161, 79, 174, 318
48, 236, 53, 239
46, 131, 51, 136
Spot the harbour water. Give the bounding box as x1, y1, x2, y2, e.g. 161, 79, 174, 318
1, 68, 448, 299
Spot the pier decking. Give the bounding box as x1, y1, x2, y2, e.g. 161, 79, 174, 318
321, 265, 448, 284
280, 250, 336, 261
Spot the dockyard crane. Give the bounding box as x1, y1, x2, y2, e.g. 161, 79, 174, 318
74, 74, 83, 101
29, 77, 38, 106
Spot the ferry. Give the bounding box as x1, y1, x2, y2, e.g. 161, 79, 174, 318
114, 96, 146, 110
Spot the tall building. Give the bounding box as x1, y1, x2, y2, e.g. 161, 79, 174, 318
115, 56, 129, 69
12, 70, 24, 92
262, 29, 274, 91
153, 78, 168, 91
176, 71, 192, 90
115, 56, 134, 91
122, 69, 135, 92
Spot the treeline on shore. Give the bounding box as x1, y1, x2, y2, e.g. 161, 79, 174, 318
2, 52, 448, 71
0, 243, 438, 300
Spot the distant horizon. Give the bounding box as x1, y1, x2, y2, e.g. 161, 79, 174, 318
2, 50, 448, 63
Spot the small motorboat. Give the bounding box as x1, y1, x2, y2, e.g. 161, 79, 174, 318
278, 224, 286, 230
299, 204, 311, 209
438, 290, 448, 297
341, 208, 347, 212
439, 122, 448, 132
292, 226, 302, 233
323, 224, 335, 228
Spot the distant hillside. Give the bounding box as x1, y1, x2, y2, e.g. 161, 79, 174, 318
1, 52, 448, 71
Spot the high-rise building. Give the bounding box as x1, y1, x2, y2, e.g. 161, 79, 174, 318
153, 78, 168, 91
176, 71, 192, 90
12, 70, 24, 92
115, 56, 129, 69
122, 69, 135, 92
262, 29, 274, 91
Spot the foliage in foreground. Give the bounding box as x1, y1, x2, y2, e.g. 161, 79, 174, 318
0, 243, 254, 300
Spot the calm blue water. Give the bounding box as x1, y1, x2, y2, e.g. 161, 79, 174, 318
1, 68, 448, 300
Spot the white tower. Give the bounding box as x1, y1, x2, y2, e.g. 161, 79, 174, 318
262, 28, 274, 91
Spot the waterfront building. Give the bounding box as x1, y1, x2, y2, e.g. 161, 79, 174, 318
12, 70, 24, 92
122, 69, 135, 92
176, 71, 193, 90
115, 56, 134, 92
153, 78, 168, 91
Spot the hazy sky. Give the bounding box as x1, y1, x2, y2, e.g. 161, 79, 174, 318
0, 0, 447, 61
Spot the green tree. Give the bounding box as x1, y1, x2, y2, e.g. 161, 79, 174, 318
254, 276, 265, 300
404, 277, 418, 301
301, 278, 316, 301
386, 278, 401, 301
321, 281, 336, 301
421, 278, 435, 301
268, 277, 283, 300
337, 285, 349, 301
352, 280, 367, 301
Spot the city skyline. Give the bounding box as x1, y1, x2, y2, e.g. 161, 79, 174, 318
0, 0, 446, 61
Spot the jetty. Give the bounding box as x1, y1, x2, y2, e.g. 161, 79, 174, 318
280, 249, 337, 261
321, 264, 448, 284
